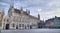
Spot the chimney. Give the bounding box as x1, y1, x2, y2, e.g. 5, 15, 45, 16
38, 14, 40, 20
55, 16, 57, 18
26, 9, 30, 14
21, 7, 23, 11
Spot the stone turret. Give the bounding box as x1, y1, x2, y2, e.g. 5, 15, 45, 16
10, 4, 14, 8
8, 4, 14, 17
10, 4, 14, 12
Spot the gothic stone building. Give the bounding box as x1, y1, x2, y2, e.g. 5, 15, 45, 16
2, 5, 41, 30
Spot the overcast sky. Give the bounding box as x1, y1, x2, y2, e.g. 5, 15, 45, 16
0, 0, 60, 20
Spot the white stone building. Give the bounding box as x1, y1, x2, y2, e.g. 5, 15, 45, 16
2, 5, 41, 30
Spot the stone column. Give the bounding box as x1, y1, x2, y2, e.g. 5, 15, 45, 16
15, 23, 16, 30
2, 22, 3, 30
10, 23, 12, 30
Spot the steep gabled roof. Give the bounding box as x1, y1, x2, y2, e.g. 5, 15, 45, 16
45, 17, 60, 22
45, 17, 60, 26
14, 8, 40, 20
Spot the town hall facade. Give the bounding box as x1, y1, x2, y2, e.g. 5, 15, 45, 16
0, 5, 41, 30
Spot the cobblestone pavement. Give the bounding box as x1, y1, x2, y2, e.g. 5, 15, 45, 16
1, 29, 60, 33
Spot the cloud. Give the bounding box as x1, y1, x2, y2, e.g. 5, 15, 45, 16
37, 9, 42, 12
0, 0, 60, 20
0, 0, 10, 4
0, 2, 8, 6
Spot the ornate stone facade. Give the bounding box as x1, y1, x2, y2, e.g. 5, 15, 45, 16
7, 5, 40, 30
1, 5, 41, 30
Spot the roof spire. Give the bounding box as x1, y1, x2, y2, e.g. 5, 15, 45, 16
38, 14, 40, 20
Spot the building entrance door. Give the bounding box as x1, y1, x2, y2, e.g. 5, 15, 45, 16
16, 25, 18, 29
5, 24, 9, 29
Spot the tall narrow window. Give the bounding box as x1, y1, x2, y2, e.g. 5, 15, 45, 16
19, 24, 21, 27
22, 24, 24, 27
0, 23, 2, 27
12, 23, 15, 27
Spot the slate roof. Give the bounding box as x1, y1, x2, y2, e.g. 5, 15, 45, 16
45, 17, 60, 27
14, 8, 40, 20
